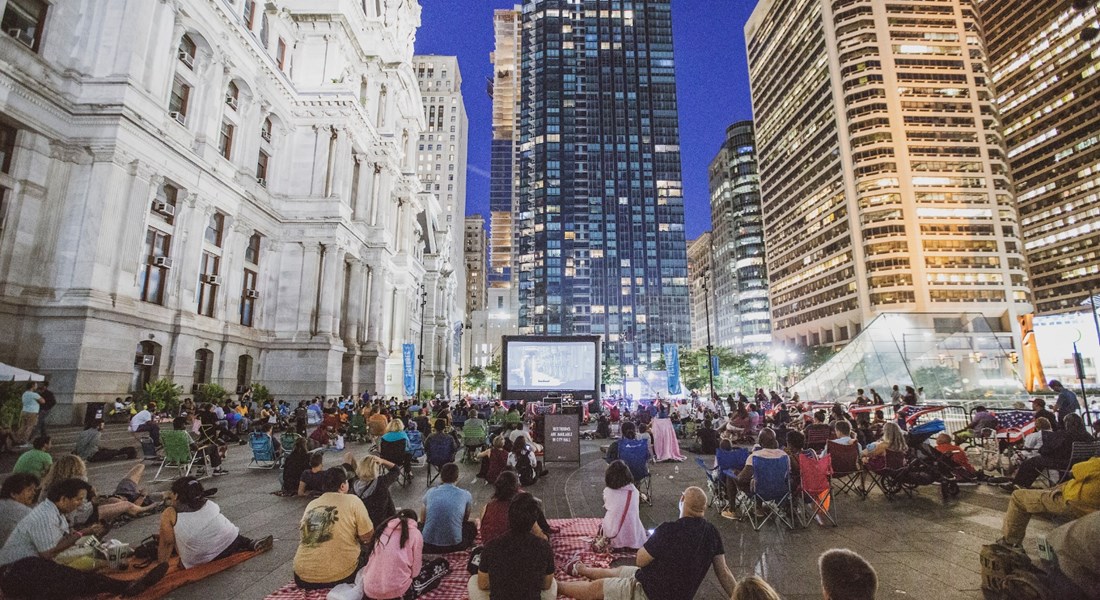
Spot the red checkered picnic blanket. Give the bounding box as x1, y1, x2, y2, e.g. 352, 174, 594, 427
264, 518, 634, 600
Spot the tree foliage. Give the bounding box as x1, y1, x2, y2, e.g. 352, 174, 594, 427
143, 378, 182, 415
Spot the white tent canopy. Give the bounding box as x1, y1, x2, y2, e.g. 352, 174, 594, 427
0, 363, 44, 382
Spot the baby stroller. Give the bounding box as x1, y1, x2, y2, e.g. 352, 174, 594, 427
906, 420, 966, 500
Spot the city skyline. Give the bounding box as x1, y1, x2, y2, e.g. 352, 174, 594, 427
414, 0, 758, 240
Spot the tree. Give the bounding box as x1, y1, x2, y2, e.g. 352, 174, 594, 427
464, 366, 487, 394
485, 355, 501, 392
195, 383, 228, 407
602, 356, 623, 387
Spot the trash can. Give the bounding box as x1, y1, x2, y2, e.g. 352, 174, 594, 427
83, 402, 106, 428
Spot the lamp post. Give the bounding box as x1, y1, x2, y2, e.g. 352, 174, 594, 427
701, 275, 716, 405
416, 284, 427, 401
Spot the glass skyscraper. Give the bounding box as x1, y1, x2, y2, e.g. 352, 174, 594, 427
516, 0, 690, 373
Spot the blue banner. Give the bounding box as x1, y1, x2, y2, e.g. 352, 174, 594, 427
711, 355, 719, 378
402, 343, 416, 397
664, 344, 682, 395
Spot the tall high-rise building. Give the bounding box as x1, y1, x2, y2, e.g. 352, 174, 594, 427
516, 0, 690, 373
464, 216, 488, 314
489, 7, 521, 289
982, 1, 1100, 315
708, 121, 771, 352
746, 0, 1032, 349
687, 234, 714, 351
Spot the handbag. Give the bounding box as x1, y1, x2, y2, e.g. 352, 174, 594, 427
466, 545, 483, 575
591, 489, 632, 554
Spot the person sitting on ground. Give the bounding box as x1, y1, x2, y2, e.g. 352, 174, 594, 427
361, 509, 446, 600
560, 486, 738, 600
38, 454, 156, 526
476, 435, 510, 486
12, 435, 53, 478
726, 405, 753, 439
470, 493, 557, 600
297, 452, 326, 497
420, 463, 475, 554
732, 576, 782, 600
478, 470, 522, 546
128, 401, 161, 447
861, 422, 908, 467
601, 460, 647, 550
112, 464, 163, 507
1040, 507, 1100, 599
157, 477, 271, 568
352, 454, 399, 524
0, 473, 38, 547
996, 456, 1100, 552
819, 548, 877, 600
509, 434, 544, 486
827, 420, 860, 452
73, 420, 136, 462
293, 467, 374, 589
0, 478, 169, 599
1006, 414, 1093, 491
279, 437, 309, 496
696, 418, 720, 455
1020, 417, 1052, 460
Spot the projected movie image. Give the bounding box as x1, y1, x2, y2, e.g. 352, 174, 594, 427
506, 341, 597, 392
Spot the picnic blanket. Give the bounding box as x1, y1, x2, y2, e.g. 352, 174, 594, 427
265, 518, 634, 600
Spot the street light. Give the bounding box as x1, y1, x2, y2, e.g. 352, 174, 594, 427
415, 284, 427, 401
701, 275, 716, 404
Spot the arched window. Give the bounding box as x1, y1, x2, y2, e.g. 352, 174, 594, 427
226, 81, 239, 111
178, 35, 196, 69
236, 355, 253, 394
132, 341, 161, 392
193, 348, 213, 385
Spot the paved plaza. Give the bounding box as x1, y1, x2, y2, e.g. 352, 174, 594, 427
1, 424, 1053, 600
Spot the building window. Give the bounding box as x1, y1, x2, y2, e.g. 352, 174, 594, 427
256, 151, 269, 185
242, 0, 255, 28
259, 12, 269, 48
152, 182, 178, 224
193, 349, 213, 385
197, 251, 220, 317
204, 212, 224, 247
240, 269, 257, 327
0, 123, 16, 174
169, 78, 190, 123
218, 121, 234, 160
225, 81, 239, 111
245, 233, 261, 264
261, 117, 273, 142
276, 38, 287, 70
2, 0, 48, 52
178, 35, 196, 69
139, 228, 172, 305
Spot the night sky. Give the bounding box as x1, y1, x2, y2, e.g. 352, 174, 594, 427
413, 0, 759, 240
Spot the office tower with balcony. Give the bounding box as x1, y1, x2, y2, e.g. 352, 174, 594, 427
687, 233, 714, 351
516, 0, 690, 373
708, 121, 771, 352
464, 215, 488, 314
746, 0, 1032, 350
490, 8, 521, 291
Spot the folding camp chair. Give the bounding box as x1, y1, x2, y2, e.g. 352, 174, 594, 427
863, 449, 908, 498
135, 433, 160, 462
406, 429, 425, 460
154, 430, 211, 482
695, 457, 725, 511
248, 432, 279, 469
619, 439, 653, 506
425, 434, 458, 487
346, 414, 368, 443
797, 452, 836, 527
1053, 441, 1100, 485
827, 441, 864, 498
462, 421, 488, 464
380, 438, 413, 487
804, 423, 833, 454
746, 454, 794, 531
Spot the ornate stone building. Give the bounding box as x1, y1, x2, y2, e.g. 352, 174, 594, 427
0, 0, 440, 421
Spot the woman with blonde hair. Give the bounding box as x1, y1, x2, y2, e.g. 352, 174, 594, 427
731, 576, 782, 600
353, 454, 399, 522
38, 456, 156, 525
861, 421, 908, 469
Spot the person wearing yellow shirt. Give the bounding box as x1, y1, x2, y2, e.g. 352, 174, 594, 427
997, 456, 1100, 551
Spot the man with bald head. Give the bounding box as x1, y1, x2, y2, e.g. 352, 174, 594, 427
559, 486, 737, 600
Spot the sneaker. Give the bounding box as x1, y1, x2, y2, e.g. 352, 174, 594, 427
213, 468, 229, 476
994, 538, 1025, 553
250, 535, 274, 553
720, 509, 738, 520
563, 554, 585, 577
124, 561, 169, 596
1000, 482, 1019, 493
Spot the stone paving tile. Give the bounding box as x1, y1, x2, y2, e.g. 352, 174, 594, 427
1, 424, 1058, 599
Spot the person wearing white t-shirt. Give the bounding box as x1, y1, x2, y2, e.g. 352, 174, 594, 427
128, 402, 161, 446
157, 477, 271, 568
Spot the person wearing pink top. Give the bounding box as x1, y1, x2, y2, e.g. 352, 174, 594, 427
361, 510, 423, 600
601, 461, 648, 550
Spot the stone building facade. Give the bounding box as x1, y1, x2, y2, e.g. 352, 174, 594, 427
0, 0, 441, 422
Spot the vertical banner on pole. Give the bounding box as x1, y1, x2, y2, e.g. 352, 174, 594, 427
402, 343, 416, 397
711, 355, 720, 378
664, 344, 682, 395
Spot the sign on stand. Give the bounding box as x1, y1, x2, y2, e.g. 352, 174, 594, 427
544, 414, 580, 463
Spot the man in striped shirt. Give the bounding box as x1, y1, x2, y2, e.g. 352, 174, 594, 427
0, 478, 167, 598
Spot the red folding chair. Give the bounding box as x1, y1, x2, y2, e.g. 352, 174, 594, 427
797, 452, 836, 527
827, 441, 864, 498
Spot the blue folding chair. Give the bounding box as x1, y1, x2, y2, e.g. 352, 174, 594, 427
716, 447, 749, 479
695, 457, 724, 510
248, 432, 278, 469
619, 438, 652, 505
747, 454, 794, 531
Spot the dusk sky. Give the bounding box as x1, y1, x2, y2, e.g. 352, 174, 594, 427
413, 0, 759, 240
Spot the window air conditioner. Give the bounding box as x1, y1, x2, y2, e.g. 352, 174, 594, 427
151, 256, 173, 268
169, 111, 185, 124
7, 29, 33, 48
256, 177, 267, 187
152, 201, 175, 217
245, 289, 261, 299
202, 274, 222, 285
178, 51, 194, 68
141, 355, 156, 366
260, 130, 272, 142
225, 94, 237, 109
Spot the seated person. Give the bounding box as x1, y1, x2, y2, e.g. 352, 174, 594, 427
469, 493, 557, 600
476, 435, 510, 486
463, 410, 488, 448
803, 411, 834, 452
254, 423, 282, 458
695, 419, 719, 455
0, 478, 168, 599
559, 486, 737, 600
0, 473, 38, 547
406, 420, 425, 459
732, 576, 782, 600
73, 420, 136, 462
171, 417, 228, 476
424, 419, 460, 465
1031, 398, 1058, 431
12, 436, 53, 478
933, 433, 985, 479
352, 455, 399, 524
601, 460, 647, 550
955, 405, 1000, 443
478, 471, 522, 546
508, 435, 545, 486
157, 477, 271, 568
293, 468, 374, 589
735, 429, 788, 515
606, 422, 638, 462
726, 406, 753, 439
861, 422, 908, 468
297, 452, 326, 496
362, 509, 448, 600
113, 464, 164, 507
819, 549, 878, 600
1019, 417, 1051, 460
828, 420, 861, 451
1041, 509, 1100, 599
997, 456, 1100, 552
420, 463, 475, 554
379, 419, 412, 472
1007, 414, 1094, 490
129, 402, 161, 447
